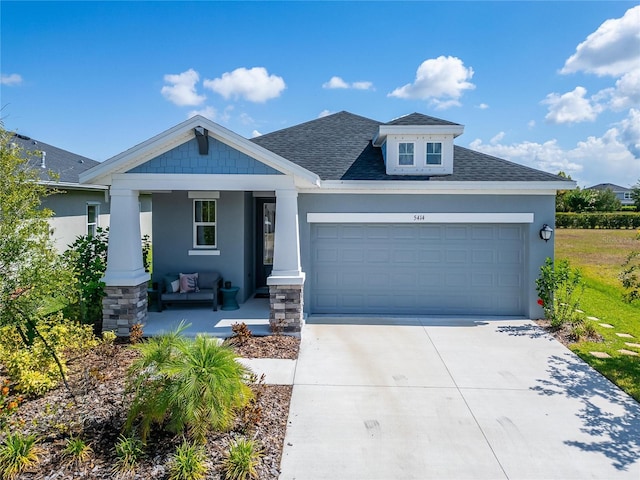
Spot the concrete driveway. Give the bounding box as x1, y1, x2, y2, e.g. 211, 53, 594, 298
279, 317, 640, 479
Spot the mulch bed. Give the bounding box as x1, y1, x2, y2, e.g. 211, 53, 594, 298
1, 334, 300, 479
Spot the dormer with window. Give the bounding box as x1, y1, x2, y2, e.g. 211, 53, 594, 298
372, 113, 464, 176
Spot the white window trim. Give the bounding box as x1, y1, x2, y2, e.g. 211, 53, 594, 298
398, 142, 415, 166
425, 142, 443, 166
623, 192, 632, 200
193, 199, 217, 249
87, 202, 100, 236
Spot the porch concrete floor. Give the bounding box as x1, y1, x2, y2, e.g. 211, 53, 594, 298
143, 296, 271, 338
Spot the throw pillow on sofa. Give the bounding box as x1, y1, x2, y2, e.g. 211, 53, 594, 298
164, 274, 180, 293
179, 273, 199, 293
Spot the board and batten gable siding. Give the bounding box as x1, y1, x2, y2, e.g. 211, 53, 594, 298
151, 190, 253, 302
127, 137, 282, 175
298, 193, 556, 318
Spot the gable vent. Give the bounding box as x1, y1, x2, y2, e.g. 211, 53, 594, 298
194, 127, 209, 155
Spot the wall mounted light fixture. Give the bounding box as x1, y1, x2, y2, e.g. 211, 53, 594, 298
539, 224, 553, 242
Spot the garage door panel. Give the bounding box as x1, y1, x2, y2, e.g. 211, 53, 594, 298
446, 250, 468, 263
472, 249, 495, 263
311, 223, 524, 315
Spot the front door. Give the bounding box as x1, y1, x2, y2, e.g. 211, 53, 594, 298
255, 198, 276, 292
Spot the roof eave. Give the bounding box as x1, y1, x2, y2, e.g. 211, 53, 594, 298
303, 180, 576, 194
80, 115, 320, 187
372, 124, 465, 146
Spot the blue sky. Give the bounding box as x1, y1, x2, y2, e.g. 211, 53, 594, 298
1, 1, 639, 188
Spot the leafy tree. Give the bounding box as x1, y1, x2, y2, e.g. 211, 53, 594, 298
558, 187, 621, 213
632, 180, 640, 211
63, 228, 108, 332
0, 125, 73, 387
593, 188, 622, 211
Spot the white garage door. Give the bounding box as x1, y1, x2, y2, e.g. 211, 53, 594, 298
310, 223, 525, 315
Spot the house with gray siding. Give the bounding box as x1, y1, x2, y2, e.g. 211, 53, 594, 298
80, 112, 575, 334
10, 133, 152, 253
586, 183, 634, 206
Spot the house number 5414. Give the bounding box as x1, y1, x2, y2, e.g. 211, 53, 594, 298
413, 214, 425, 221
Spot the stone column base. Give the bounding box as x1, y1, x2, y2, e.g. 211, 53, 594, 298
269, 284, 304, 333
102, 282, 148, 336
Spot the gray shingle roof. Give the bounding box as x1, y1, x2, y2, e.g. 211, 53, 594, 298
587, 183, 630, 192
9, 134, 98, 184
251, 111, 566, 182
385, 112, 460, 126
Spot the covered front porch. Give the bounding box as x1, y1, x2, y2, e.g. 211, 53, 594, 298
80, 116, 319, 337
144, 296, 272, 338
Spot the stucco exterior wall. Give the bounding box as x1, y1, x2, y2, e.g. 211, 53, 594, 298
151, 190, 252, 302
42, 190, 152, 253
297, 193, 556, 319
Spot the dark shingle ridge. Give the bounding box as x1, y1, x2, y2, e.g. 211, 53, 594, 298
256, 111, 568, 182
9, 134, 98, 184
587, 183, 629, 191
385, 112, 460, 127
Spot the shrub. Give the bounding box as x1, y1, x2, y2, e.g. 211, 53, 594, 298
113, 434, 144, 476
0, 433, 41, 480
223, 437, 263, 480
536, 258, 584, 328
168, 439, 208, 480
620, 251, 640, 303
0, 314, 96, 396
229, 322, 252, 345
63, 436, 93, 467
62, 228, 108, 332
129, 323, 143, 344
125, 323, 253, 443
556, 212, 640, 229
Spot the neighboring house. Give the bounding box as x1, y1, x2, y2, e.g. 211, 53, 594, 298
80, 112, 575, 335
586, 183, 634, 206
10, 133, 152, 253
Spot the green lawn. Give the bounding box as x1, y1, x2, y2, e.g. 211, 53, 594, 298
555, 228, 640, 402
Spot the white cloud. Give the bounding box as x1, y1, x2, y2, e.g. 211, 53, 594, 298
477, 103, 489, 110
322, 77, 373, 90
352, 81, 373, 90
544, 7, 640, 125
251, 130, 262, 138
239, 112, 254, 125
0, 73, 23, 86
318, 109, 332, 118
469, 121, 639, 187
490, 132, 505, 144
618, 108, 640, 157
528, 120, 536, 129
188, 106, 217, 120
323, 76, 349, 89
161, 69, 206, 106
204, 67, 285, 103
561, 5, 640, 77
388, 56, 475, 108
542, 86, 602, 124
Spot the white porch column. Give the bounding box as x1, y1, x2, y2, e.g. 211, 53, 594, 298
103, 188, 149, 286
267, 188, 305, 333
268, 189, 304, 284
102, 187, 150, 335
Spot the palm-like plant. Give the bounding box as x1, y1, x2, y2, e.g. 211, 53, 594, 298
125, 322, 253, 443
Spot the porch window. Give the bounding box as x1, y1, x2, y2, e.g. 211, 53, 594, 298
87, 203, 99, 237
193, 199, 217, 248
